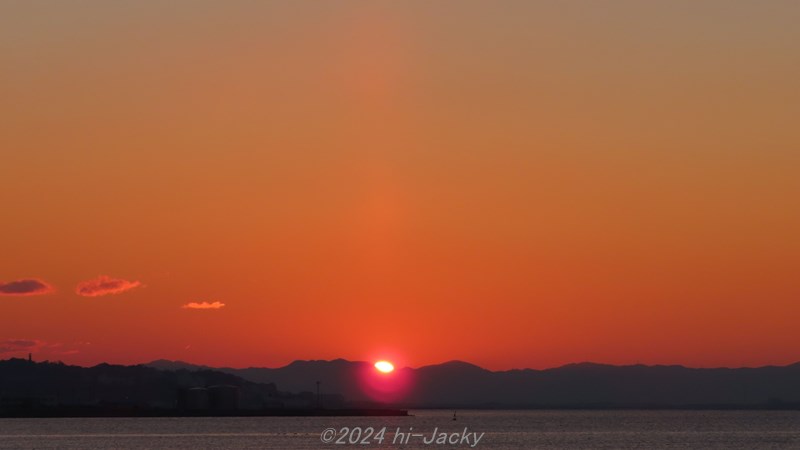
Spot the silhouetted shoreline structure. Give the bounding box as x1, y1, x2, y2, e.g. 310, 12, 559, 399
148, 358, 800, 409
0, 358, 406, 417
4, 357, 800, 416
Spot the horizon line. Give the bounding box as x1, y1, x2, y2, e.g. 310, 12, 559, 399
4, 356, 800, 372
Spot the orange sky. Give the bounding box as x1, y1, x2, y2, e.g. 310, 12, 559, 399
1, 1, 799, 370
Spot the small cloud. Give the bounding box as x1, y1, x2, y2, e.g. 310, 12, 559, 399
0, 339, 44, 354
0, 339, 86, 358
0, 279, 54, 296
182, 301, 225, 310
76, 276, 141, 297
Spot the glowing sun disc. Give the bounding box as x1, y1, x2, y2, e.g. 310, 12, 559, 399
374, 360, 394, 373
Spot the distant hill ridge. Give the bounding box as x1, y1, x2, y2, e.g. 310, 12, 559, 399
146, 359, 800, 408
0, 358, 280, 411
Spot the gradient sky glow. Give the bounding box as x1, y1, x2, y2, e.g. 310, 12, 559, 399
1, 1, 799, 370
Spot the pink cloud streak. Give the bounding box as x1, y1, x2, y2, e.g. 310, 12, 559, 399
76, 276, 141, 297
0, 279, 54, 296
182, 301, 225, 310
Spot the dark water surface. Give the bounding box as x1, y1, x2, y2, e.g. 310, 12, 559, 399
1, 410, 799, 449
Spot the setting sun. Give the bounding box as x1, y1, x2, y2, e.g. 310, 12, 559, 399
374, 360, 395, 373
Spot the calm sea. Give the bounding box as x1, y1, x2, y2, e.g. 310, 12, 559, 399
1, 410, 799, 449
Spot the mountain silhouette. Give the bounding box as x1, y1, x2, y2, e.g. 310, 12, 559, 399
148, 359, 800, 408
0, 358, 280, 411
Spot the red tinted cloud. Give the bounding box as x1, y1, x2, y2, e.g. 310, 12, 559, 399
182, 301, 225, 310
76, 276, 141, 297
0, 339, 43, 354
0, 339, 85, 357
0, 279, 53, 296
